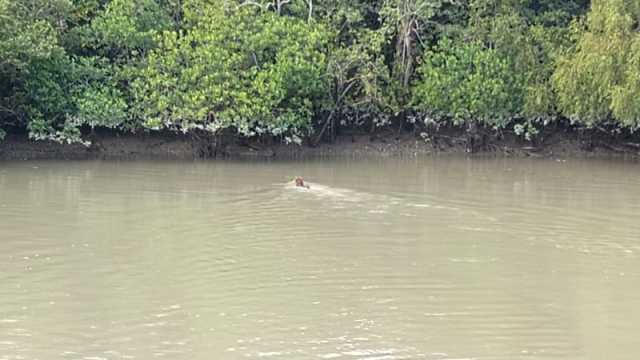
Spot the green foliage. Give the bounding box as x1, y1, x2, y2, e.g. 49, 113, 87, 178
323, 11, 397, 128
0, 3, 60, 71
0, 0, 70, 135
379, 0, 461, 102
553, 0, 640, 128
611, 38, 640, 126
2, 0, 640, 145
74, 81, 127, 129
467, 0, 577, 122
23, 55, 76, 127
89, 0, 171, 57
413, 38, 522, 127
521, 25, 568, 119
22, 55, 127, 141
0, 0, 163, 142
133, 4, 330, 140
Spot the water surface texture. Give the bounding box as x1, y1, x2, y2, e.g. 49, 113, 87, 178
1, 158, 640, 360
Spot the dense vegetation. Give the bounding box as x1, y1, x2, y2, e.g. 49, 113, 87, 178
2, 0, 638, 146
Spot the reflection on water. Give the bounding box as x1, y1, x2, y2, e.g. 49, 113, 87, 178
1, 157, 640, 359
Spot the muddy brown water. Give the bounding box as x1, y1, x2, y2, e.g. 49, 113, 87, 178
1, 158, 639, 360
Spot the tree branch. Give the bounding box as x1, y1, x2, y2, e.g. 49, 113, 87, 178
238, 1, 267, 11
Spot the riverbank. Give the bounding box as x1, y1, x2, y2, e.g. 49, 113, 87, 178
1, 126, 640, 161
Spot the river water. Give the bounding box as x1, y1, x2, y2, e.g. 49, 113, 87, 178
1, 158, 639, 360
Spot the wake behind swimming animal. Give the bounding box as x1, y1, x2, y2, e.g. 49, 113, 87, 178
294, 176, 310, 189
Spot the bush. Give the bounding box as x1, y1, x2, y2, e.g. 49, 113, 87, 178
412, 38, 523, 128
132, 5, 331, 141
553, 0, 640, 128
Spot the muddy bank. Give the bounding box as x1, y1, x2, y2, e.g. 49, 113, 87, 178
1, 127, 640, 161
0, 132, 200, 160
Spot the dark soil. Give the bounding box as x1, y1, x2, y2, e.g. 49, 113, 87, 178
1, 126, 640, 161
